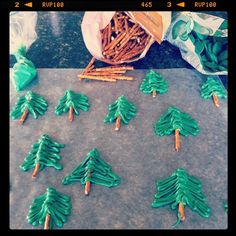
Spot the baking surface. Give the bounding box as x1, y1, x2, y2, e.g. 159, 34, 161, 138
9, 68, 227, 229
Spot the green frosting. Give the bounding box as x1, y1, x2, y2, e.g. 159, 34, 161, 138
140, 70, 168, 96
151, 168, 211, 227
20, 134, 65, 175
104, 95, 137, 126
10, 91, 48, 122
12, 45, 37, 91
200, 77, 227, 99
55, 90, 90, 117
27, 187, 72, 229
154, 106, 200, 137
62, 148, 120, 189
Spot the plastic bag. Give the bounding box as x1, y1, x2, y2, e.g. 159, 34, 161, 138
10, 11, 38, 91
81, 11, 171, 64
164, 12, 227, 75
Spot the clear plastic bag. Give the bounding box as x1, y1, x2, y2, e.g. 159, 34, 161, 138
164, 12, 227, 75
10, 11, 38, 91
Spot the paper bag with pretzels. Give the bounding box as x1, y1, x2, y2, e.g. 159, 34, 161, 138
81, 11, 171, 65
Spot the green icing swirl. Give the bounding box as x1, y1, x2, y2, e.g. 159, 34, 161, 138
27, 187, 72, 229
10, 91, 48, 121
62, 148, 120, 188
200, 77, 227, 99
140, 70, 168, 95
20, 134, 65, 175
154, 106, 200, 137
104, 95, 137, 125
55, 90, 90, 116
151, 168, 211, 227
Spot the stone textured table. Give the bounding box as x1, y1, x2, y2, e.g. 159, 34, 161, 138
10, 68, 227, 229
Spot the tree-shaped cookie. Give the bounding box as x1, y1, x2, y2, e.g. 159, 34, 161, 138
151, 168, 211, 227
10, 91, 48, 125
55, 90, 90, 122
27, 187, 72, 229
104, 95, 137, 131
200, 77, 227, 108
20, 134, 65, 179
140, 70, 168, 97
62, 148, 120, 195
154, 106, 200, 151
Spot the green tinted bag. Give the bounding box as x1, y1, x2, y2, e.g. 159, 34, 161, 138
10, 12, 38, 91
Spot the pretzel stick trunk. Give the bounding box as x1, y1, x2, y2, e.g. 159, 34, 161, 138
19, 108, 29, 125
44, 214, 51, 230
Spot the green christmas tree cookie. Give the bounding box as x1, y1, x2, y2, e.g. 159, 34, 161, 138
151, 168, 211, 227
154, 106, 200, 151
27, 187, 72, 229
200, 77, 227, 108
140, 70, 168, 98
55, 90, 90, 122
104, 95, 137, 131
62, 148, 120, 195
10, 91, 48, 125
20, 134, 65, 179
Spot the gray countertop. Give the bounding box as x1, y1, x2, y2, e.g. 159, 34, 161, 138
10, 68, 227, 229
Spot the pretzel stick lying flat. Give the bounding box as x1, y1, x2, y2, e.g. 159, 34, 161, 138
92, 66, 134, 71
85, 72, 125, 76
78, 74, 117, 82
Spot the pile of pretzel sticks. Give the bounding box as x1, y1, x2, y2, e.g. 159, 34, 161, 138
101, 11, 152, 63
78, 57, 134, 82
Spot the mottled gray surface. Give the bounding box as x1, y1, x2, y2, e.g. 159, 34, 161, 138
10, 68, 227, 229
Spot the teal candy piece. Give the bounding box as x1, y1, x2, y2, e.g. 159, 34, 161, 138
20, 134, 65, 177
62, 148, 120, 190
172, 20, 189, 41
140, 70, 168, 96
27, 187, 72, 229
200, 77, 227, 99
151, 168, 211, 227
154, 106, 200, 137
12, 45, 37, 92
104, 95, 136, 126
195, 39, 205, 55
10, 91, 48, 123
55, 90, 90, 120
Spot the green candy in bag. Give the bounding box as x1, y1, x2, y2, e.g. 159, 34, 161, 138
10, 12, 38, 91
12, 45, 37, 91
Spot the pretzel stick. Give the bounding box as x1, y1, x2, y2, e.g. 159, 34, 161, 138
107, 22, 111, 44
104, 32, 126, 51
78, 74, 117, 82
82, 57, 96, 74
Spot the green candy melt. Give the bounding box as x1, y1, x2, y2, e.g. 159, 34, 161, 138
151, 168, 211, 228
140, 70, 168, 97
200, 77, 227, 100
27, 187, 71, 229
12, 45, 37, 92
10, 91, 48, 124
20, 134, 65, 178
154, 106, 200, 137
55, 90, 90, 122
104, 95, 137, 130
62, 148, 120, 195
